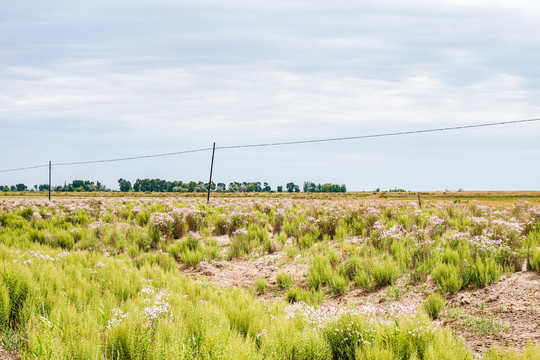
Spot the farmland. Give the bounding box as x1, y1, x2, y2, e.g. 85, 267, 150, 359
0, 193, 539, 359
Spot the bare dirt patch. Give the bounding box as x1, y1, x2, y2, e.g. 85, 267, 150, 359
183, 253, 309, 296
0, 349, 19, 360
444, 271, 540, 355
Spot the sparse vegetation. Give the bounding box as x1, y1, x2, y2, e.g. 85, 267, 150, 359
423, 292, 445, 319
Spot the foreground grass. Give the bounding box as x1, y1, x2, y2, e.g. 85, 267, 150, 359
0, 244, 479, 360
0, 196, 539, 359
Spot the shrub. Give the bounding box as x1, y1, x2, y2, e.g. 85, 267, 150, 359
328, 273, 348, 296
371, 258, 400, 288
423, 293, 445, 319
276, 272, 293, 291
354, 270, 373, 291
227, 230, 252, 259
441, 248, 460, 267
28, 230, 46, 245
135, 211, 150, 226
470, 258, 501, 288
57, 231, 74, 250
167, 234, 202, 266
297, 232, 317, 249
343, 256, 363, 280
307, 255, 332, 290
431, 263, 462, 294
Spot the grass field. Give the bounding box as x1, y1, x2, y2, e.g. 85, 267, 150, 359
1, 193, 539, 359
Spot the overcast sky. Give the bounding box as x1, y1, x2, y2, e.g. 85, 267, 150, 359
1, 0, 540, 191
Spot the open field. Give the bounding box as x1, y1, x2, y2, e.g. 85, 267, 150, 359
1, 194, 540, 359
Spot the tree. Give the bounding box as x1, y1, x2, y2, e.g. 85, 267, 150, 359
277, 185, 283, 193
118, 178, 132, 192
286, 182, 297, 193
15, 183, 27, 191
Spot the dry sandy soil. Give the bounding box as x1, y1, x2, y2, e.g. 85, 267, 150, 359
0, 350, 19, 360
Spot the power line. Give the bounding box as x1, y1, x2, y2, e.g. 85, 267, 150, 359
1, 117, 539, 173
216, 117, 540, 150
0, 164, 49, 173
54, 147, 213, 166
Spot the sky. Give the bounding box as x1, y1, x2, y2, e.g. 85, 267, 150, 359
1, 0, 540, 191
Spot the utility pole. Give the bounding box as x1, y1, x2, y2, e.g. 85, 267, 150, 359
48, 161, 51, 201
207, 143, 216, 204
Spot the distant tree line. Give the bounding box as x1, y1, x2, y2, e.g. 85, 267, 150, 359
303, 181, 347, 193
118, 179, 346, 193
2, 179, 347, 193
2, 180, 108, 192
374, 187, 407, 193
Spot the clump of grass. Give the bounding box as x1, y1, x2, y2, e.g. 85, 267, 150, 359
529, 248, 540, 272
484, 343, 540, 360
324, 314, 375, 360
354, 270, 373, 291
56, 231, 74, 250
167, 233, 204, 267
328, 273, 348, 295
371, 258, 400, 288
254, 277, 268, 294
423, 292, 445, 319
297, 232, 318, 249
307, 255, 333, 291
276, 272, 292, 291
285, 287, 324, 306
431, 263, 462, 294
135, 211, 150, 226
463, 313, 506, 335
441, 248, 460, 266
227, 230, 253, 259
469, 258, 501, 288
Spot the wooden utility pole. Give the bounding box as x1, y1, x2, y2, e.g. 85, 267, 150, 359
48, 161, 51, 201
207, 143, 216, 204
417, 193, 422, 209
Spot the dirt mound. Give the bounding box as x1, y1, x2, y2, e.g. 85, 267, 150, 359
445, 271, 540, 354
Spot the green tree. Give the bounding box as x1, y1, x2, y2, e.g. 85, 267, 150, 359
118, 178, 132, 192
286, 182, 297, 193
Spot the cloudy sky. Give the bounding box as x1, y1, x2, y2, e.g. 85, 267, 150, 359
1, 0, 540, 191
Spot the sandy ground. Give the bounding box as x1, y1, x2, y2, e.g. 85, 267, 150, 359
446, 271, 540, 354
0, 350, 19, 360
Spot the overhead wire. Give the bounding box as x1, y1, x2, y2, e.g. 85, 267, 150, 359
54, 147, 213, 166
1, 117, 539, 173
216, 117, 540, 150
0, 164, 50, 173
